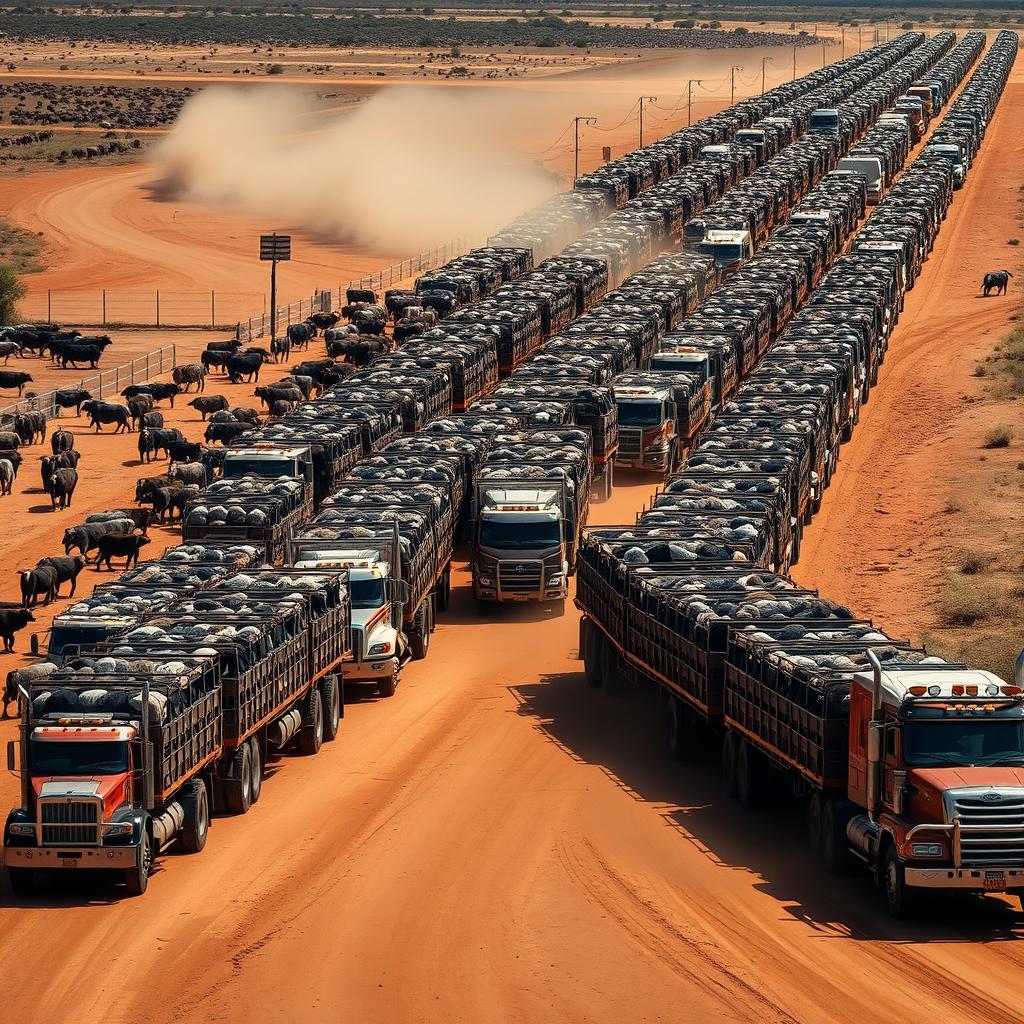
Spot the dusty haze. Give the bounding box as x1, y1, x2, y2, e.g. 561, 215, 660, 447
153, 85, 561, 251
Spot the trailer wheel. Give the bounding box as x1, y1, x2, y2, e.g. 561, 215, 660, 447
320, 676, 341, 741
721, 731, 738, 798
666, 695, 693, 761
123, 827, 152, 896
179, 778, 210, 854
248, 737, 263, 804
410, 604, 430, 660
581, 621, 600, 689
736, 738, 767, 810
600, 635, 620, 696
821, 800, 852, 875
298, 688, 324, 756
6, 867, 33, 895
224, 743, 253, 815
436, 567, 451, 613
883, 841, 917, 919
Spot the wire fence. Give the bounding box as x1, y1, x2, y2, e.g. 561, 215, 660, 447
20, 291, 263, 329
237, 237, 466, 343
0, 345, 177, 419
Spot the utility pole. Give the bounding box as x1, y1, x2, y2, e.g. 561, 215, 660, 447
822, 39, 827, 67
761, 56, 773, 95
686, 79, 701, 126
639, 95, 657, 148
730, 66, 742, 105
859, 24, 863, 52
841, 26, 846, 57
792, 45, 797, 81
574, 115, 597, 183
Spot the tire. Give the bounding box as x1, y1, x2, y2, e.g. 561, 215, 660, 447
436, 568, 451, 613
883, 841, 917, 919
179, 778, 210, 854
320, 676, 341, 741
666, 695, 693, 761
736, 738, 768, 811
410, 604, 430, 660
805, 791, 823, 855
821, 799, 852, 875
298, 688, 323, 756
377, 663, 399, 698
600, 634, 620, 696
123, 827, 152, 896
223, 743, 252, 815
581, 621, 601, 689
248, 737, 263, 804
721, 730, 738, 798
6, 867, 33, 895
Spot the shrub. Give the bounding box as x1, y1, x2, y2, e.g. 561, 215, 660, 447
982, 425, 1013, 449
267, 62, 284, 74
0, 264, 26, 324
940, 575, 997, 626
959, 551, 991, 575
1009, 238, 1021, 246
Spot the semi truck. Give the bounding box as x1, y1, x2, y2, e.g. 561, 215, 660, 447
3, 567, 351, 895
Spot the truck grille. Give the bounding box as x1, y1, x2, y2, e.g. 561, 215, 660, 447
497, 561, 543, 596
618, 428, 643, 458
952, 791, 1024, 868
40, 799, 101, 846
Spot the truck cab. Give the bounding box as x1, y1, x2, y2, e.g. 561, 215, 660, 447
843, 661, 1024, 916
836, 155, 886, 205
698, 229, 753, 274
614, 384, 677, 474
472, 482, 569, 603
808, 108, 840, 136
288, 539, 408, 697
924, 142, 966, 188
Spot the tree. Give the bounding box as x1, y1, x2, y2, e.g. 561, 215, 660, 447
450, 44, 460, 56
0, 265, 26, 325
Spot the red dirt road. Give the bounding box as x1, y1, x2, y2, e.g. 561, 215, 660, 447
2, 45, 1024, 1024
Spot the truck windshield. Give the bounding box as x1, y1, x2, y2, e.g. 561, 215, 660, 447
653, 355, 708, 379
30, 739, 129, 775
49, 624, 116, 659
701, 244, 745, 263
222, 458, 298, 479
617, 400, 664, 426
810, 112, 838, 129
351, 578, 386, 609
480, 518, 561, 550
903, 719, 1024, 767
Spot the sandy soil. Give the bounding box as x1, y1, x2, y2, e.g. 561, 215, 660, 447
0, 36, 1021, 1024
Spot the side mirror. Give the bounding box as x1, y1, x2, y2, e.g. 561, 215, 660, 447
394, 580, 410, 605
892, 769, 907, 815
7, 740, 16, 772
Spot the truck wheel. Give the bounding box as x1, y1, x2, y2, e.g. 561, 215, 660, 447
179, 778, 210, 854
298, 688, 323, 756
721, 731, 738, 798
248, 737, 263, 804
320, 676, 341, 741
883, 841, 917, 919
377, 662, 399, 698
821, 800, 852, 874
436, 568, 451, 613
224, 743, 253, 815
6, 867, 33, 895
581, 621, 600, 688
600, 635, 620, 696
124, 827, 152, 896
736, 738, 767, 810
410, 605, 430, 660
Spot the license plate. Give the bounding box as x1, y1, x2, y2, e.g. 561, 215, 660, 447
984, 871, 1006, 891
509, 594, 529, 602
61, 858, 79, 868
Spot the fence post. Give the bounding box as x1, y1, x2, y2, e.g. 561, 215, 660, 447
156, 291, 160, 328
115, 366, 120, 393
47, 289, 51, 323
211, 290, 215, 327
102, 289, 106, 327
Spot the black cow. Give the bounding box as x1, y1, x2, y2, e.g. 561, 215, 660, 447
345, 290, 377, 307
229, 407, 262, 427
51, 428, 74, 455
138, 427, 185, 463
0, 457, 14, 495
81, 400, 131, 433
86, 508, 153, 535
281, 375, 315, 400
270, 335, 291, 363
63, 520, 132, 559
310, 309, 344, 328
59, 344, 102, 369
94, 532, 151, 571
0, 340, 22, 364
142, 411, 164, 429
982, 270, 1013, 296
46, 467, 78, 510
38, 554, 88, 598
227, 349, 270, 384
205, 339, 242, 353
135, 475, 176, 503
126, 393, 155, 429
188, 394, 229, 420
291, 359, 341, 385
19, 563, 58, 607
12, 410, 46, 445
169, 462, 207, 488
168, 439, 203, 465
287, 323, 315, 351
255, 384, 303, 410
41, 453, 79, 493
172, 363, 206, 392
54, 388, 92, 417
0, 371, 32, 396
0, 607, 34, 653
201, 348, 232, 374
121, 382, 181, 407
0, 431, 21, 451
205, 421, 250, 445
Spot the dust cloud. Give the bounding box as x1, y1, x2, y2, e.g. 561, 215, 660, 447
153, 85, 560, 251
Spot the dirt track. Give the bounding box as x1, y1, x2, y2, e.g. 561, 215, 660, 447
1, 41, 1023, 1024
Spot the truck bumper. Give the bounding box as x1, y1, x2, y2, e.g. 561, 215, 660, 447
614, 452, 670, 472
905, 865, 1024, 891
341, 657, 398, 683
473, 583, 568, 603
3, 843, 138, 870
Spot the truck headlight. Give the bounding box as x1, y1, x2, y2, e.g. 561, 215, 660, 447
8, 822, 34, 837
548, 574, 565, 587
367, 642, 392, 656
909, 843, 943, 858
104, 822, 134, 837
477, 576, 494, 588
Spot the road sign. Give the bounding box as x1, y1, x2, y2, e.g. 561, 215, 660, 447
260, 234, 291, 262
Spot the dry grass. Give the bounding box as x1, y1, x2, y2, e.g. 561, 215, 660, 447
985, 321, 1024, 397
938, 573, 1007, 626
0, 219, 43, 275
923, 631, 1022, 682
983, 425, 1014, 449
959, 551, 994, 575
